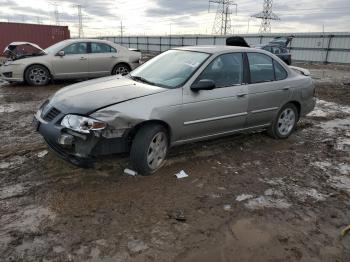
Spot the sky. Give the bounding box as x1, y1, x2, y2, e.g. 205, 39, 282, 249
0, 0, 349, 37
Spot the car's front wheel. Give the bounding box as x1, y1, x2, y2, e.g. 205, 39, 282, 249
130, 124, 169, 175
25, 65, 50, 86
268, 103, 298, 139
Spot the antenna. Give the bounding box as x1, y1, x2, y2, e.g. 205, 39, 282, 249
252, 0, 280, 33
209, 0, 237, 35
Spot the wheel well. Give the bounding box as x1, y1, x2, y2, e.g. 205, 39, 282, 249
289, 101, 301, 119
112, 62, 131, 74
24, 64, 52, 81
129, 120, 172, 144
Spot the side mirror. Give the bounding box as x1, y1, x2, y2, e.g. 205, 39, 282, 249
191, 79, 216, 91
57, 50, 65, 57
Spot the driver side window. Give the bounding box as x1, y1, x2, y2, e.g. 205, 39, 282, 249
195, 53, 243, 88
62, 42, 87, 55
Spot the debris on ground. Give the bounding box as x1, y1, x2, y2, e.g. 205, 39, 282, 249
167, 209, 186, 222
341, 225, 350, 238
174, 170, 189, 179
37, 150, 48, 158
124, 168, 138, 176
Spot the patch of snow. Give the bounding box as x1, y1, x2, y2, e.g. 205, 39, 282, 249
236, 194, 254, 202
37, 150, 48, 158
312, 161, 332, 171
335, 138, 350, 151
329, 176, 350, 192
223, 204, 232, 211
264, 188, 284, 197
127, 239, 148, 253
318, 117, 350, 136
245, 196, 291, 209
293, 186, 327, 201
308, 99, 350, 118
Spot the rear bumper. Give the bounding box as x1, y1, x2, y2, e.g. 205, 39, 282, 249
301, 97, 316, 117
34, 107, 130, 165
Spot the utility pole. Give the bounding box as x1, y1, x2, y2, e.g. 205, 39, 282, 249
209, 0, 237, 35
73, 4, 84, 38
49, 1, 60, 25
252, 0, 280, 33
119, 20, 125, 38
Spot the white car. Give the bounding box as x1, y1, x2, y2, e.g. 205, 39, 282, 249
0, 39, 141, 86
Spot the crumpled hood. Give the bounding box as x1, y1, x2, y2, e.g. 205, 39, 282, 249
50, 76, 167, 114
3, 42, 46, 60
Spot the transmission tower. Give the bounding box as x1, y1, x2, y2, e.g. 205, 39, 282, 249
209, 0, 237, 35
252, 0, 280, 33
49, 1, 60, 25
74, 4, 84, 38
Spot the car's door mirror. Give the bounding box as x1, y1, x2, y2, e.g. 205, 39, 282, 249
191, 79, 216, 91
57, 50, 65, 57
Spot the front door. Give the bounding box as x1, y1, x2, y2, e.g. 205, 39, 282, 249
180, 53, 248, 142
51, 42, 89, 79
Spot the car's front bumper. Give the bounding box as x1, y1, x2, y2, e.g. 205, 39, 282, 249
0, 64, 25, 82
34, 105, 130, 166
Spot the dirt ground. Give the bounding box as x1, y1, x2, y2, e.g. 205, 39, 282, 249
0, 63, 350, 262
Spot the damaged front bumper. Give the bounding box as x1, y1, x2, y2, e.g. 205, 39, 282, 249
34, 104, 131, 166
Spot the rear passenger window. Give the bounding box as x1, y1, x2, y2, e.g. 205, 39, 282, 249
91, 43, 116, 53
274, 60, 288, 80
196, 53, 243, 88
248, 53, 274, 83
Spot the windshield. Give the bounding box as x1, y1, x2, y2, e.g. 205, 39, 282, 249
44, 41, 69, 54
130, 50, 210, 88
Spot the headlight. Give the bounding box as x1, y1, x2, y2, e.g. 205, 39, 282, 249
61, 114, 107, 134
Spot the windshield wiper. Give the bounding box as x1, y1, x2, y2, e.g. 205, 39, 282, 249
130, 75, 157, 86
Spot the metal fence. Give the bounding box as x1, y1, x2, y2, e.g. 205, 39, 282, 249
99, 32, 350, 64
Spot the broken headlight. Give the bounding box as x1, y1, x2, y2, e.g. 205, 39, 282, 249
61, 114, 107, 134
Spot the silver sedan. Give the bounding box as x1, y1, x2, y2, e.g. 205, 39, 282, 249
34, 46, 315, 174
0, 39, 141, 85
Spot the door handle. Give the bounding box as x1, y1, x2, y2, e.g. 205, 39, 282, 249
80, 57, 87, 60
237, 93, 247, 98
110, 55, 117, 58
282, 86, 290, 91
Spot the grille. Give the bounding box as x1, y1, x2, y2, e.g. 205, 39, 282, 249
43, 107, 61, 122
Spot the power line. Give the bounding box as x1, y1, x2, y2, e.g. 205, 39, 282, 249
209, 0, 237, 35
252, 0, 280, 33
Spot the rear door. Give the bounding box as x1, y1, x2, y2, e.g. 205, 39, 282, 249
181, 53, 248, 142
51, 42, 89, 79
245, 52, 292, 127
88, 42, 118, 77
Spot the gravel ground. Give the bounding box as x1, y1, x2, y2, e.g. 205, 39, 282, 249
0, 64, 350, 261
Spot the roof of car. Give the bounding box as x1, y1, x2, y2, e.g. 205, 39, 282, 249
174, 45, 253, 54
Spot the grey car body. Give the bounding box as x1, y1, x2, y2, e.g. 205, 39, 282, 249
0, 39, 141, 85
34, 46, 315, 174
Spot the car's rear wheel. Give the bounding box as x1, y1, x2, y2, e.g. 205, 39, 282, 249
130, 124, 169, 175
25, 65, 50, 86
268, 103, 298, 139
112, 63, 130, 76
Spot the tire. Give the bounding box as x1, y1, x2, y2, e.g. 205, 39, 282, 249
112, 63, 130, 76
130, 124, 169, 175
267, 103, 299, 139
25, 65, 50, 86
